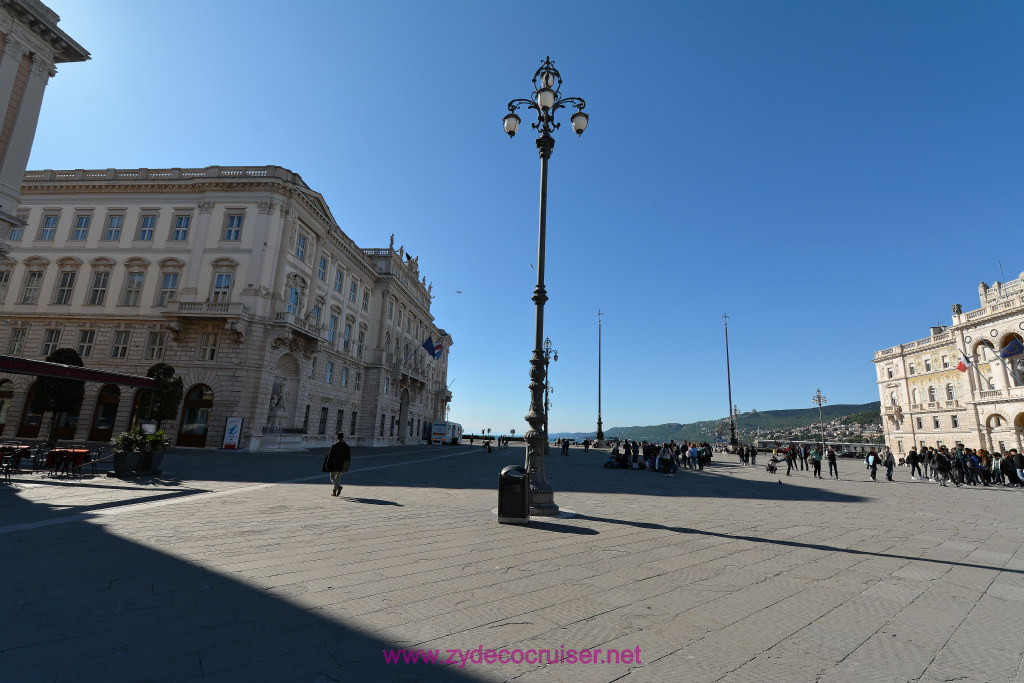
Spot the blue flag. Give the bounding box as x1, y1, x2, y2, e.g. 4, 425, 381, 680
422, 336, 436, 357
1001, 338, 1024, 358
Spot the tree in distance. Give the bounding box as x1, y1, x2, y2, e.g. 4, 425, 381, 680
135, 363, 184, 430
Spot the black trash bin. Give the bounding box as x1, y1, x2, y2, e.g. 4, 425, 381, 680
498, 465, 530, 524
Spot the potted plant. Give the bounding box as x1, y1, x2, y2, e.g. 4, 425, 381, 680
112, 428, 170, 475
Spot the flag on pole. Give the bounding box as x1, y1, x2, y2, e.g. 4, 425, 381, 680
957, 352, 972, 373
1000, 338, 1024, 358
421, 336, 443, 359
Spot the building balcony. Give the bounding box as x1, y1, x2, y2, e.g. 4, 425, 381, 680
272, 311, 321, 341
162, 300, 251, 321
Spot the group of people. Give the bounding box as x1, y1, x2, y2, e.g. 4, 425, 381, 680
903, 445, 1024, 488
604, 440, 714, 474
763, 444, 843, 479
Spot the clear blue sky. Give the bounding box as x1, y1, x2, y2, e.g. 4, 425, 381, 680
29, 1, 1024, 434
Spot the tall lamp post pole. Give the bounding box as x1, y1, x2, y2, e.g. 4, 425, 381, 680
595, 309, 605, 447
813, 389, 827, 452
724, 313, 737, 447
504, 57, 588, 516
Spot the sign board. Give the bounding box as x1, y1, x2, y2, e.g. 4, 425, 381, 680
222, 417, 243, 449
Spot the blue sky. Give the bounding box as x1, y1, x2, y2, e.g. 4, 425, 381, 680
29, 1, 1024, 434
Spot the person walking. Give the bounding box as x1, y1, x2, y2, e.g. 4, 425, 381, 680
866, 448, 878, 482
785, 448, 795, 476
883, 447, 895, 481
322, 432, 351, 496
583, 438, 591, 455
907, 447, 921, 480
810, 446, 823, 479
826, 445, 839, 479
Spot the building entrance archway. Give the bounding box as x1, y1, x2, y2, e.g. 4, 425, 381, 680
88, 385, 121, 442
177, 385, 214, 447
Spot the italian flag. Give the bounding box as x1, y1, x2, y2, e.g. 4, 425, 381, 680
957, 353, 972, 373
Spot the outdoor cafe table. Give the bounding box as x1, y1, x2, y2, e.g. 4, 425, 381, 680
1, 444, 30, 469
46, 448, 91, 470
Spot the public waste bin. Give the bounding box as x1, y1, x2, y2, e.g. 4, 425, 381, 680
498, 465, 530, 524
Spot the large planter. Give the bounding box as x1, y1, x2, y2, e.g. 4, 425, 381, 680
138, 450, 165, 474
114, 451, 140, 476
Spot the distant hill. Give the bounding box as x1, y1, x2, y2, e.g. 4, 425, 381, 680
551, 401, 882, 442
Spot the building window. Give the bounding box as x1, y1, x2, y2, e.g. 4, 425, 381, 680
993, 415, 1003, 427
77, 330, 95, 357
341, 367, 348, 388
924, 359, 932, 372
946, 384, 954, 401
380, 414, 385, 436
334, 270, 344, 293
384, 332, 391, 352
933, 416, 940, 429
383, 376, 390, 394
157, 272, 178, 306
912, 388, 919, 405
53, 271, 76, 304
348, 281, 357, 302
103, 215, 123, 241
212, 273, 232, 303
318, 406, 328, 435
0, 269, 10, 302
41, 329, 61, 356
146, 331, 166, 360
287, 287, 299, 315
318, 257, 327, 281
88, 272, 110, 306
7, 328, 26, 355
171, 215, 190, 241
9, 222, 22, 241
343, 323, 352, 351
390, 415, 395, 436
121, 272, 145, 306
310, 304, 321, 326
111, 331, 130, 358
397, 309, 403, 327
355, 372, 361, 390
296, 234, 306, 260
336, 409, 344, 434
356, 330, 365, 357
325, 361, 333, 384
941, 355, 949, 369
350, 411, 358, 435
309, 357, 317, 379
223, 213, 243, 241
916, 417, 923, 429
928, 387, 936, 403
952, 415, 960, 429
328, 315, 338, 343
199, 333, 218, 361
137, 214, 156, 241
71, 215, 90, 241
362, 291, 369, 311
20, 271, 43, 304
387, 301, 393, 320
909, 362, 915, 375
38, 214, 58, 241
303, 405, 310, 433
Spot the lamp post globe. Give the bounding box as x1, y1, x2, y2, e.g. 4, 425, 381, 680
503, 57, 587, 516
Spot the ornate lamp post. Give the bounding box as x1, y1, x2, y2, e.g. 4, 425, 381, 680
813, 389, 827, 452
503, 57, 588, 516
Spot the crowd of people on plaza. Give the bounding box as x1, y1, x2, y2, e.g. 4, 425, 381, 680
603, 440, 714, 474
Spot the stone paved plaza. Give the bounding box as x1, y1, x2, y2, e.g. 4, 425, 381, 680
2, 444, 1023, 682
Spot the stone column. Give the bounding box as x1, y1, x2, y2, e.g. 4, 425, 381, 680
0, 53, 51, 193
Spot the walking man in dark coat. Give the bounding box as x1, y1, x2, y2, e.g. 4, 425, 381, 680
323, 432, 351, 496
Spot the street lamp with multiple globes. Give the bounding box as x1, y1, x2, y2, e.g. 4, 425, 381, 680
813, 389, 827, 452
503, 57, 588, 516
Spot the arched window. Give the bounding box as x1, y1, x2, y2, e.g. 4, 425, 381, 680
946, 384, 955, 401
890, 392, 897, 406
912, 388, 919, 404
928, 386, 936, 402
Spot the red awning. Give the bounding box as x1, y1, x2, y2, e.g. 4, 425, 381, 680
0, 355, 156, 389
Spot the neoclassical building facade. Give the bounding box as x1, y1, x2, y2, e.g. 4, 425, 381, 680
874, 276, 1024, 454
0, 1, 88, 251
0, 165, 452, 449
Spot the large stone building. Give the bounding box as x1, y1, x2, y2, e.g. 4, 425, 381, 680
874, 276, 1024, 454
0, 1, 88, 252
0, 165, 452, 449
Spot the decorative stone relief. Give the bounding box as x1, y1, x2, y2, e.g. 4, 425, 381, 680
198, 201, 214, 214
